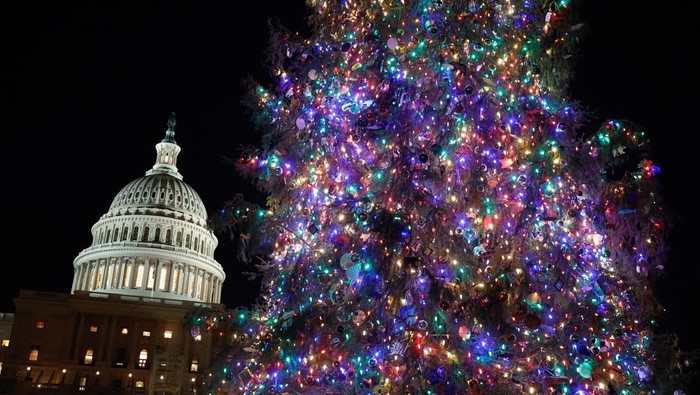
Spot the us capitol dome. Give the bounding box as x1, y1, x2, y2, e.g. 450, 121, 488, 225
72, 113, 225, 304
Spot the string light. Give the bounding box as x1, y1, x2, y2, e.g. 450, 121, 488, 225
194, 1, 675, 393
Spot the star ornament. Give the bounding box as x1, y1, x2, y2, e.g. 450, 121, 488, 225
500, 157, 514, 169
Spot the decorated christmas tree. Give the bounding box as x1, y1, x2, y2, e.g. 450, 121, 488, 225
192, 0, 694, 393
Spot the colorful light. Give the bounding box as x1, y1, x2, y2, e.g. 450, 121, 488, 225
193, 1, 681, 394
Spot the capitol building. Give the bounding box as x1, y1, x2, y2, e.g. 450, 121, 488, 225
0, 114, 230, 395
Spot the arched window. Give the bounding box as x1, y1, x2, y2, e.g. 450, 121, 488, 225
88, 266, 96, 291
109, 262, 118, 288
122, 262, 133, 288
95, 264, 104, 289
135, 262, 146, 288
188, 269, 196, 297
154, 228, 161, 243
159, 264, 169, 291
165, 229, 172, 245
122, 227, 129, 241
146, 263, 156, 289
172, 267, 181, 293
196, 271, 204, 299
142, 227, 150, 242
131, 226, 139, 241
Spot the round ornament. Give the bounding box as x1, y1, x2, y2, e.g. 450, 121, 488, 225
387, 37, 399, 50
524, 313, 541, 329
340, 253, 355, 269
352, 310, 367, 325
576, 361, 593, 379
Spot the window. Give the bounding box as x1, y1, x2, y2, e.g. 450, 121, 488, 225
135, 379, 145, 388
158, 265, 168, 291
121, 328, 128, 335
95, 265, 104, 289
163, 330, 172, 339
84, 347, 94, 364
35, 321, 45, 329
138, 349, 148, 368
1, 340, 9, 347
29, 346, 39, 361
142, 331, 151, 337
172, 268, 181, 293
190, 359, 198, 372
146, 264, 156, 289
90, 325, 98, 333
187, 272, 196, 297
135, 262, 146, 288
114, 348, 126, 367
108, 264, 117, 288
88, 270, 96, 291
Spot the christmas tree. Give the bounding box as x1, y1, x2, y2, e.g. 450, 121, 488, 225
192, 0, 693, 393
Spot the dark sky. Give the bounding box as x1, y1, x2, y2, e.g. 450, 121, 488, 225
3, 0, 699, 367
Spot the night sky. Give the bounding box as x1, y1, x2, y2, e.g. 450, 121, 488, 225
3, 0, 699, 380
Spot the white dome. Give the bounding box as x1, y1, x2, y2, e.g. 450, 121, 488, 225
108, 173, 208, 222
72, 113, 225, 304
